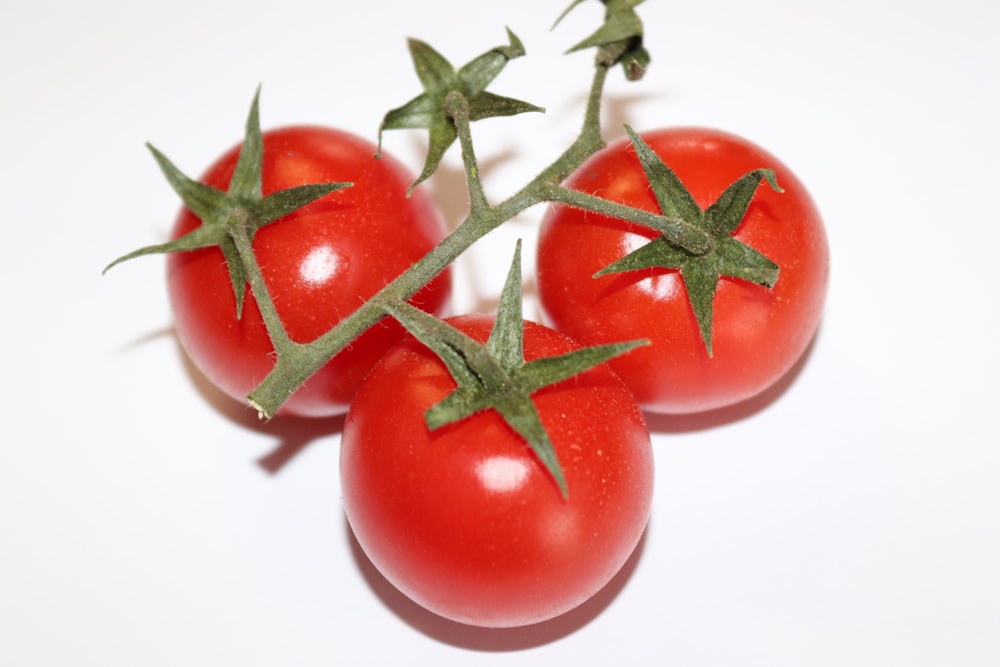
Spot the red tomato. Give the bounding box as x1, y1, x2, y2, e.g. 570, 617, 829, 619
340, 314, 653, 628
167, 127, 451, 417
537, 127, 829, 414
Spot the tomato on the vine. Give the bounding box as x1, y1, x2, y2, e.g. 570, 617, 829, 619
166, 126, 451, 417
537, 127, 829, 414
340, 314, 653, 628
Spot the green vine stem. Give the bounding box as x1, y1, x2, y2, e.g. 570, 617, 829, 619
246, 60, 727, 417
105, 0, 780, 419
227, 215, 295, 350
443, 91, 489, 213
110, 3, 776, 419
543, 186, 713, 255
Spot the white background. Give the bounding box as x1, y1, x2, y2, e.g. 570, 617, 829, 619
2, 0, 998, 665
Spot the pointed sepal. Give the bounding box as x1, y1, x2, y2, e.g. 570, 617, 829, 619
555, 0, 650, 80
104, 88, 351, 319
595, 127, 782, 356
383, 240, 647, 497
379, 30, 543, 190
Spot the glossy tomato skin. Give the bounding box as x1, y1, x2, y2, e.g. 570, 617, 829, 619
537, 127, 829, 414
167, 127, 451, 417
340, 315, 653, 628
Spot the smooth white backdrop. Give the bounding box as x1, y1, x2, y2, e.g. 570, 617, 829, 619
2, 0, 998, 665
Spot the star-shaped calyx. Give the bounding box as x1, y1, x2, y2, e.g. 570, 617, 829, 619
596, 127, 783, 357
381, 241, 647, 498
378, 30, 543, 191
104, 88, 351, 319
555, 0, 650, 80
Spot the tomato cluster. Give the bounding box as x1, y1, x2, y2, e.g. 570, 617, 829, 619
144, 125, 825, 627
109, 8, 828, 631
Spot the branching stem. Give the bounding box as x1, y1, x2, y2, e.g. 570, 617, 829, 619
245, 50, 723, 418
247, 63, 616, 418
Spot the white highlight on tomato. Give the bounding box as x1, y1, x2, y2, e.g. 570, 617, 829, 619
475, 456, 531, 494
299, 245, 341, 286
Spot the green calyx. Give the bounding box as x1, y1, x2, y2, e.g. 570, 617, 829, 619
556, 0, 650, 80
103, 87, 351, 319
378, 29, 544, 192
381, 240, 648, 498
596, 126, 782, 357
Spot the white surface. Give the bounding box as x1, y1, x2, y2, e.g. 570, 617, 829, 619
2, 0, 998, 665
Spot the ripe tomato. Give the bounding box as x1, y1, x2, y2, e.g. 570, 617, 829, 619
340, 314, 653, 628
537, 127, 829, 414
167, 126, 451, 417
